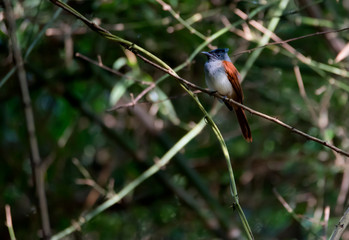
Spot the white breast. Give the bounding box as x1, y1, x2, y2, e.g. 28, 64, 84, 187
204, 60, 234, 97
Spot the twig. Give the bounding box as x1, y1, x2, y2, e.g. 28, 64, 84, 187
329, 206, 349, 240
4, 0, 51, 238
107, 82, 156, 110
109, 89, 201, 110
5, 205, 16, 240
75, 53, 160, 111
273, 188, 319, 237
74, 51, 179, 111
72, 158, 108, 197
335, 168, 349, 214
293, 65, 318, 124
273, 188, 294, 214
75, 52, 152, 86
233, 26, 349, 57
297, 0, 344, 54
156, 0, 206, 40
323, 206, 330, 240
75, 179, 107, 196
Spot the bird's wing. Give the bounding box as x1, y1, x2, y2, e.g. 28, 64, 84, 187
222, 60, 244, 102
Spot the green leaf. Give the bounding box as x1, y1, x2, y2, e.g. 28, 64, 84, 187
112, 57, 127, 70
109, 78, 134, 106
148, 88, 180, 126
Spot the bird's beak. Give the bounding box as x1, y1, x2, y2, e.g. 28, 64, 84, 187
201, 51, 212, 57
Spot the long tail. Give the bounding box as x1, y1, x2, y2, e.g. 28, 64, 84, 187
234, 107, 252, 142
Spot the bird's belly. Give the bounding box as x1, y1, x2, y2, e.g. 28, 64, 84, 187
206, 71, 234, 97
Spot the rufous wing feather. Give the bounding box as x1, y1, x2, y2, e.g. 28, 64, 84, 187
222, 60, 252, 142
222, 60, 243, 102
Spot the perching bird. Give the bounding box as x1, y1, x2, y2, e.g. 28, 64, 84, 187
202, 48, 252, 142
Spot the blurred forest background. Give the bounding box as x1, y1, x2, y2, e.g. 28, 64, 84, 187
1, 0, 349, 239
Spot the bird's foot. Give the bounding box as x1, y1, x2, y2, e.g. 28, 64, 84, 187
219, 95, 229, 103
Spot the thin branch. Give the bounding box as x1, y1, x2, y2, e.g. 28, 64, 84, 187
72, 158, 108, 197
4, 0, 51, 238
108, 83, 155, 110
233, 26, 349, 57
74, 52, 161, 111
323, 206, 330, 240
156, 0, 207, 40
335, 168, 349, 214
75, 53, 153, 86
273, 188, 320, 237
329, 206, 349, 240
109, 90, 201, 110
75, 179, 107, 196
293, 65, 318, 124
5, 205, 16, 240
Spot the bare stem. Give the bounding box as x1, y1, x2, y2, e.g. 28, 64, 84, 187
4, 0, 51, 237
5, 205, 16, 240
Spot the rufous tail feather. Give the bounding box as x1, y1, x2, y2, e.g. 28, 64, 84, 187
234, 107, 252, 142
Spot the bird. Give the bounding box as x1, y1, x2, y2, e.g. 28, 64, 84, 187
202, 48, 252, 142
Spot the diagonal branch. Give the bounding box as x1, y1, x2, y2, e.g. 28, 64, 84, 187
156, 0, 207, 40
75, 52, 153, 86
233, 26, 349, 58
330, 206, 349, 240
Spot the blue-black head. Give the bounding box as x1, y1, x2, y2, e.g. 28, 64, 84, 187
202, 48, 230, 61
